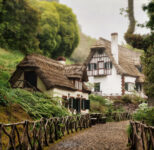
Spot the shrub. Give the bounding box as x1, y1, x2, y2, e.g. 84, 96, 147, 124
133, 103, 154, 126
121, 95, 132, 103
121, 94, 146, 104
89, 94, 113, 114
0, 87, 69, 119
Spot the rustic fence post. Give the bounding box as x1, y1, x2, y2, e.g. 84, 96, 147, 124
54, 118, 58, 141
0, 124, 2, 150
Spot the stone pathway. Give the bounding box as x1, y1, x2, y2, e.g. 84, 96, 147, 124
48, 121, 129, 150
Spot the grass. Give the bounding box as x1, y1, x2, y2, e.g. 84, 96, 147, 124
0, 48, 69, 122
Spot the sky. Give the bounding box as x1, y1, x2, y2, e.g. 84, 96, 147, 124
60, 0, 149, 43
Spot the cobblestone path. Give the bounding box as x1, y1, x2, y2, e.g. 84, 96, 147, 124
48, 121, 129, 150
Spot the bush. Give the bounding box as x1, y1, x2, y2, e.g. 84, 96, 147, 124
121, 95, 132, 103
0, 87, 69, 119
89, 94, 113, 114
133, 103, 154, 126
121, 94, 146, 104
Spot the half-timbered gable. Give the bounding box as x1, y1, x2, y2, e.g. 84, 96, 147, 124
87, 48, 112, 76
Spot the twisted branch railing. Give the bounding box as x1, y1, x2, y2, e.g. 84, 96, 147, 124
129, 121, 154, 150
112, 112, 132, 121
0, 114, 91, 150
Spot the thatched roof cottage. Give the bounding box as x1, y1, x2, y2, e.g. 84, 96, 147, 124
85, 33, 145, 97
10, 54, 90, 114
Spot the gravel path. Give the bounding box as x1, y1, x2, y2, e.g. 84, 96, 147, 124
48, 121, 129, 150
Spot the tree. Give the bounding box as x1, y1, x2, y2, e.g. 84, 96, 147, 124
0, 0, 40, 54
52, 2, 79, 57
35, 1, 79, 58
124, 0, 153, 51
141, 1, 154, 105
125, 0, 154, 105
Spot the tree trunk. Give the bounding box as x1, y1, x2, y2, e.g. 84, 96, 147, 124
127, 0, 136, 34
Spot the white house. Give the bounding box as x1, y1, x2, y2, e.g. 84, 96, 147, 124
9, 54, 91, 114
85, 33, 145, 97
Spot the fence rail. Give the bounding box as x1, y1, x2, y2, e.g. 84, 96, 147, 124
112, 112, 132, 121
129, 121, 154, 150
0, 114, 91, 150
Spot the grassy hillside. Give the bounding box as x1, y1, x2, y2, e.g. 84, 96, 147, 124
0, 48, 69, 123
71, 29, 96, 63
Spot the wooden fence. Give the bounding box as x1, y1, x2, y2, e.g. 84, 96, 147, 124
129, 121, 154, 150
110, 112, 132, 121
0, 114, 91, 150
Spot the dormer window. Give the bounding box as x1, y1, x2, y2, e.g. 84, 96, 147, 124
75, 80, 82, 90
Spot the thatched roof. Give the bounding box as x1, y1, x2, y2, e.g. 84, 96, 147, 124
85, 37, 144, 82
65, 64, 88, 81
10, 54, 90, 92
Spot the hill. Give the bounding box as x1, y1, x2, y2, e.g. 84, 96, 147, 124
0, 48, 69, 123
71, 29, 96, 63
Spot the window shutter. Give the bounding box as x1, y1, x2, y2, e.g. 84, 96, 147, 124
104, 62, 107, 69
73, 98, 77, 109
81, 100, 84, 110
94, 63, 97, 70
88, 64, 91, 71
125, 83, 128, 91
110, 62, 112, 69
69, 98, 72, 108
76, 99, 81, 113
85, 100, 90, 109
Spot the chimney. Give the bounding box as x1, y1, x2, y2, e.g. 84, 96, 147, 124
111, 33, 119, 64
57, 56, 66, 65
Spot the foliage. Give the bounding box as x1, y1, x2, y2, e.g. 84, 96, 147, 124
143, 1, 154, 31
89, 94, 113, 114
133, 103, 154, 126
0, 87, 69, 119
0, 0, 40, 54
0, 0, 79, 58
142, 44, 154, 98
34, 1, 79, 58
121, 95, 132, 103
121, 94, 146, 104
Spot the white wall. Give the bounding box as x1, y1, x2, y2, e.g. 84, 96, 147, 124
125, 76, 136, 83
89, 65, 122, 96
46, 88, 89, 100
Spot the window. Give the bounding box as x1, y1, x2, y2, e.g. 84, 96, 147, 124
98, 61, 104, 69
98, 49, 103, 54
125, 82, 135, 92
24, 71, 37, 88
136, 65, 142, 72
104, 62, 112, 69
94, 83, 100, 92
79, 82, 82, 90
75, 80, 82, 90
75, 80, 79, 89
88, 63, 97, 71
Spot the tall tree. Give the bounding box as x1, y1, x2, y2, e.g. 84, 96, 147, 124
0, 0, 40, 54
35, 1, 79, 58
125, 0, 154, 105
125, 0, 136, 35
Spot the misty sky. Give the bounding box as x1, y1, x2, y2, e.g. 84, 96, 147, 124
60, 0, 149, 43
